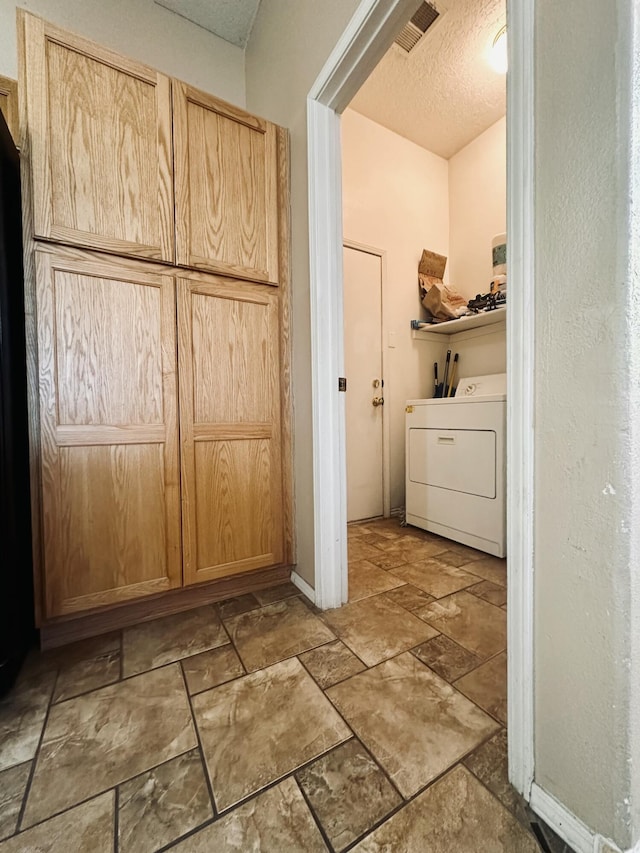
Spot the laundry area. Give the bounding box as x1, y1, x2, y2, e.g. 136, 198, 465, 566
334, 0, 550, 847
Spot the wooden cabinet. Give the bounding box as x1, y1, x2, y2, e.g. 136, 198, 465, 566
21, 14, 174, 262
173, 82, 279, 284
0, 75, 18, 143
178, 275, 284, 584
20, 12, 293, 633
35, 246, 181, 617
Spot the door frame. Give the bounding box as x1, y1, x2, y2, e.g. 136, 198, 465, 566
343, 240, 390, 520
307, 0, 535, 801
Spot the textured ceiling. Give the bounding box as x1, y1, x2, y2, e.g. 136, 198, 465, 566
349, 0, 506, 159
154, 0, 261, 48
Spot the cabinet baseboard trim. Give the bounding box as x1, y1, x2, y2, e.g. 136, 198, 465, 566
290, 571, 316, 605
40, 565, 292, 649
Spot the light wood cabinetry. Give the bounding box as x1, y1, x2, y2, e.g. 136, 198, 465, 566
35, 246, 182, 617
0, 75, 18, 143
21, 14, 174, 262
178, 275, 283, 584
173, 82, 279, 284
19, 12, 293, 632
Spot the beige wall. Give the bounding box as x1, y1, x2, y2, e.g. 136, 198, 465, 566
449, 117, 506, 299
534, 0, 639, 847
341, 108, 448, 511
341, 109, 506, 510
451, 329, 505, 378
0, 0, 245, 105
245, 0, 361, 586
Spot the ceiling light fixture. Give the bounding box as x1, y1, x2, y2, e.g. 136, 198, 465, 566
489, 25, 507, 73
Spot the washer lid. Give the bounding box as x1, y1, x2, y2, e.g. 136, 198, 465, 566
456, 373, 507, 399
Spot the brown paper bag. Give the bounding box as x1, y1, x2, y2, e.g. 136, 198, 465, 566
418, 249, 468, 322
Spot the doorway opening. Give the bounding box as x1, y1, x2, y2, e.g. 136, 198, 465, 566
306, 0, 534, 809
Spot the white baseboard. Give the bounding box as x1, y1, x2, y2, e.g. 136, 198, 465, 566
530, 783, 624, 853
290, 570, 316, 606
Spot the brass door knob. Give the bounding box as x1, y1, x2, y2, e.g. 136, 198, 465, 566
372, 396, 384, 407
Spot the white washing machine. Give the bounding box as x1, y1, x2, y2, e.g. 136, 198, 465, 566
405, 373, 506, 558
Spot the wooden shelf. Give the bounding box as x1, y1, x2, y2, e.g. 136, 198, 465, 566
412, 306, 506, 340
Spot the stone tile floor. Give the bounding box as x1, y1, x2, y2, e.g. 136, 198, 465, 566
0, 518, 574, 852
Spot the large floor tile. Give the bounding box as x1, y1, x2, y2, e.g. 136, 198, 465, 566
322, 596, 438, 667
442, 541, 487, 563
362, 550, 409, 571
391, 558, 481, 599
348, 560, 404, 602
437, 548, 480, 568
455, 652, 507, 724
0, 761, 31, 841
359, 532, 400, 548
170, 777, 328, 852
383, 584, 434, 613
468, 580, 508, 607
217, 593, 260, 620
299, 640, 366, 689
416, 591, 507, 659
192, 657, 351, 811
37, 632, 121, 673
348, 541, 386, 563
118, 749, 212, 853
223, 597, 335, 672
326, 653, 499, 798
412, 635, 481, 683
463, 730, 530, 827
182, 645, 245, 695
253, 582, 299, 606
0, 791, 114, 853
122, 605, 228, 677
0, 671, 55, 772
297, 739, 401, 851
53, 650, 120, 703
350, 765, 539, 852
365, 518, 405, 538
23, 664, 196, 826
459, 555, 507, 587
375, 537, 449, 564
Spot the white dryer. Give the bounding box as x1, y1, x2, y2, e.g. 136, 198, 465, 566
405, 373, 506, 558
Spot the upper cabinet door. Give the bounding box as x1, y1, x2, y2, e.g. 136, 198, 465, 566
173, 82, 279, 284
20, 12, 174, 262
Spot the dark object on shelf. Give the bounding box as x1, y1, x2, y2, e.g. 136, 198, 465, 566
434, 382, 457, 399
0, 111, 36, 697
468, 290, 507, 313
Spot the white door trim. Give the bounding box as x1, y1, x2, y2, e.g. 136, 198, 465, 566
343, 240, 391, 519
306, 0, 420, 611
306, 0, 535, 805
506, 0, 536, 799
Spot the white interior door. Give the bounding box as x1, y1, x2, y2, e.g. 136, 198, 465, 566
343, 245, 384, 521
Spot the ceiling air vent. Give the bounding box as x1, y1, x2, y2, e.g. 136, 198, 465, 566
394, 2, 440, 53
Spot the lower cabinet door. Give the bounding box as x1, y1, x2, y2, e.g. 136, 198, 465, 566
177, 274, 284, 585
36, 247, 182, 617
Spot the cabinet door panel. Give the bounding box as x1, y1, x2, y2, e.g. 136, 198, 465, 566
174, 83, 279, 284
36, 247, 181, 617
194, 439, 274, 573
178, 276, 283, 584
58, 444, 168, 609
21, 13, 173, 261
0, 74, 18, 144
